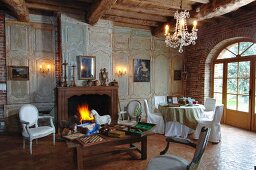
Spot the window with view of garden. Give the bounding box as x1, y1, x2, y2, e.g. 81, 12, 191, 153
213, 41, 256, 112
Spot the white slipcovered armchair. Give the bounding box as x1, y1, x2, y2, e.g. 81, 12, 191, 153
144, 99, 164, 134
19, 104, 55, 154
193, 105, 224, 143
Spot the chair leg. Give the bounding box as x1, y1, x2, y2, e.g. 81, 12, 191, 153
53, 133, 55, 145
30, 140, 32, 155
23, 138, 25, 149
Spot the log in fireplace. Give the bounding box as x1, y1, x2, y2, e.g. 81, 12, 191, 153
57, 86, 118, 132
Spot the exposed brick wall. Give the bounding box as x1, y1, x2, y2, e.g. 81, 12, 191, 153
0, 11, 6, 107
185, 10, 256, 103
55, 13, 62, 86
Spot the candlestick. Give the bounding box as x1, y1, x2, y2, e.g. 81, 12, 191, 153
62, 60, 68, 87
70, 64, 76, 87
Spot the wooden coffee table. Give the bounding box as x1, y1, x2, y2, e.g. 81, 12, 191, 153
72, 133, 149, 170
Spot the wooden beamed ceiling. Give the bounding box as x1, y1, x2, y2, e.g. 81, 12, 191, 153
0, 0, 255, 36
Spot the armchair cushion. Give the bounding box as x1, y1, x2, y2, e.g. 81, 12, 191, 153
147, 154, 189, 170
23, 126, 54, 138
38, 116, 54, 119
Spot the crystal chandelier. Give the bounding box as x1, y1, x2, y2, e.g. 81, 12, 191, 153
164, 0, 198, 53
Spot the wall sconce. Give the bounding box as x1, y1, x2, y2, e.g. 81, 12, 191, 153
116, 67, 127, 77
39, 64, 50, 75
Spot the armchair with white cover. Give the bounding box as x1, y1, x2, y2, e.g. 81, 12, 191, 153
19, 104, 55, 155
144, 99, 165, 134
193, 104, 224, 143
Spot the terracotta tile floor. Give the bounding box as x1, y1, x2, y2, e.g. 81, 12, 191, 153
0, 125, 256, 170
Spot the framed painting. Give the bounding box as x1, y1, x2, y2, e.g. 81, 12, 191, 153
167, 96, 178, 104
174, 70, 182, 80
77, 56, 96, 80
8, 66, 29, 81
133, 59, 150, 82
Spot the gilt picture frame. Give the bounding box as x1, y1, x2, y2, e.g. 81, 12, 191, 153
133, 59, 150, 82
8, 66, 29, 81
77, 56, 96, 80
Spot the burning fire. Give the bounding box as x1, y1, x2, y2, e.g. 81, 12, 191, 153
77, 104, 94, 122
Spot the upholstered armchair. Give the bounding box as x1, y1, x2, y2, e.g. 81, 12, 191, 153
118, 100, 142, 126
19, 104, 55, 155
147, 127, 210, 170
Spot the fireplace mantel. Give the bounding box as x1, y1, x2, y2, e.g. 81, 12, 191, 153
57, 86, 119, 129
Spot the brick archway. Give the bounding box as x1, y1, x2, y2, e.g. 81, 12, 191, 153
204, 37, 251, 101
185, 26, 256, 103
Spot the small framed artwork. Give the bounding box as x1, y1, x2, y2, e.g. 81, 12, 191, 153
8, 66, 29, 81
167, 96, 178, 104
77, 56, 96, 80
174, 70, 182, 80
133, 59, 150, 82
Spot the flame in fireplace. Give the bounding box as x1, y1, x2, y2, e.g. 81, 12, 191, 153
77, 104, 94, 122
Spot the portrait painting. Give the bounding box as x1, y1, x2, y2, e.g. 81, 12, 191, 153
8, 66, 29, 81
133, 59, 150, 82
77, 56, 96, 80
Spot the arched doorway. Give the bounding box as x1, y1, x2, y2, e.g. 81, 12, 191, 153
212, 40, 256, 130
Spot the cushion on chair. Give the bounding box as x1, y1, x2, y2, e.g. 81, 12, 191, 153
147, 154, 189, 170
23, 126, 54, 138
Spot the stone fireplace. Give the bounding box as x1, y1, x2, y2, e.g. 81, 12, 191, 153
68, 94, 111, 118
57, 86, 118, 131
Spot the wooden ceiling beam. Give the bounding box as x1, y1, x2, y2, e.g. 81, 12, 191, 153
103, 15, 159, 27
2, 0, 29, 22
189, 0, 209, 4
112, 4, 175, 16
87, 0, 117, 25
113, 22, 151, 30
195, 0, 256, 21
26, 2, 86, 16
25, 0, 88, 10
106, 9, 168, 22
117, 0, 192, 10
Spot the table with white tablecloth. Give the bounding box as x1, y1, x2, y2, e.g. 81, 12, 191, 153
158, 105, 205, 138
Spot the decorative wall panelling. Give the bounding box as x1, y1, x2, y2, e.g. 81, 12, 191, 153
4, 15, 56, 132
61, 14, 112, 86
112, 26, 184, 114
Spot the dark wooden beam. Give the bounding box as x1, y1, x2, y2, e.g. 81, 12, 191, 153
87, 0, 117, 25
103, 15, 159, 27
114, 22, 151, 30
2, 0, 29, 22
26, 2, 86, 16
25, 0, 88, 10
112, 4, 175, 16
106, 9, 168, 22
117, 0, 192, 10
195, 0, 256, 21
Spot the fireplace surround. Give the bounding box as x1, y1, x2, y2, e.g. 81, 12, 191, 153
57, 86, 118, 131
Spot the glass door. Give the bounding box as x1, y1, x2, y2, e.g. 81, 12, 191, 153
225, 61, 251, 129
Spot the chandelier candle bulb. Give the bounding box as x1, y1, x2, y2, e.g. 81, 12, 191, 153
165, 25, 169, 35
193, 20, 197, 30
